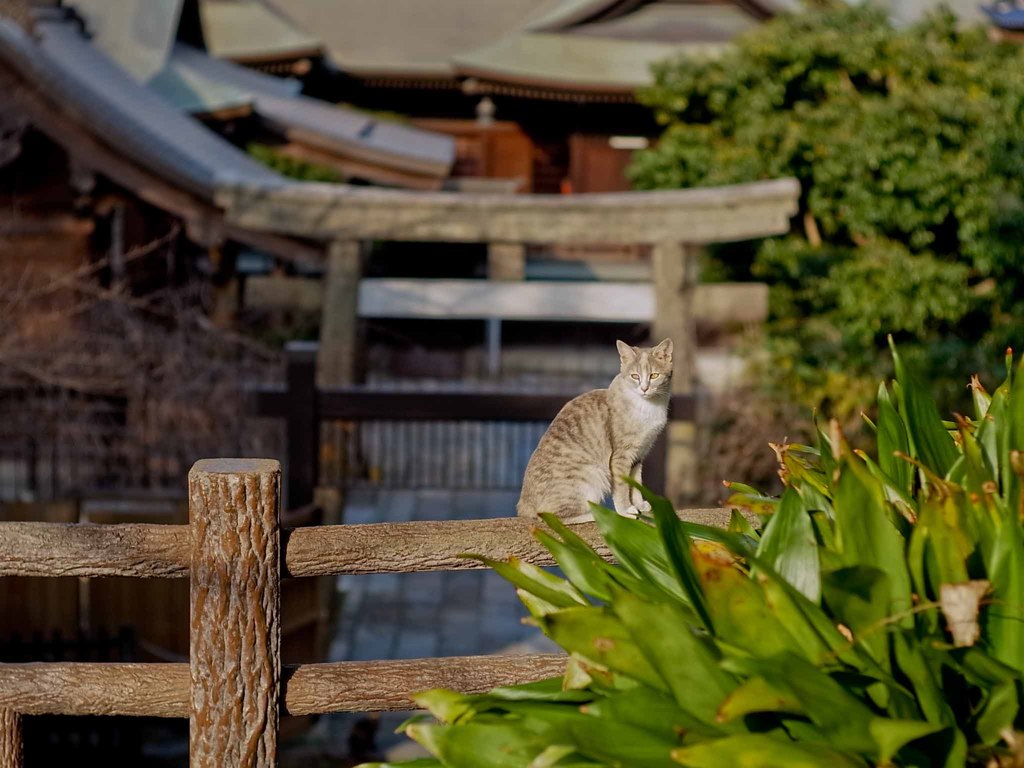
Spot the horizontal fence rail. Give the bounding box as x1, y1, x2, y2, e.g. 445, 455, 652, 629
0, 654, 569, 717
0, 508, 731, 579
253, 388, 696, 423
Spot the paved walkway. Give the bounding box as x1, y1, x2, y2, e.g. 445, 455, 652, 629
307, 489, 559, 763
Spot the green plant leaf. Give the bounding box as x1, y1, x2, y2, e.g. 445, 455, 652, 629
892, 631, 951, 725
586, 505, 695, 605
643, 486, 715, 631
959, 418, 996, 500
985, 510, 1024, 673
526, 745, 577, 768
1005, 354, 1024, 513
693, 547, 805, 658
974, 679, 1019, 745
487, 678, 595, 703
670, 733, 863, 767
715, 676, 804, 722
727, 509, 759, 539
889, 338, 959, 478
467, 555, 588, 610
723, 652, 878, 754
757, 488, 821, 602
582, 686, 725, 741
949, 646, 1021, 687
821, 566, 890, 670
915, 497, 972, 588
563, 715, 682, 767
868, 718, 943, 763
672, 521, 867, 669
833, 454, 913, 626
406, 721, 557, 768
971, 375, 992, 423
540, 606, 668, 693
612, 586, 738, 724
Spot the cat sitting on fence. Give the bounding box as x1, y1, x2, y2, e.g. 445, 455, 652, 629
516, 338, 673, 524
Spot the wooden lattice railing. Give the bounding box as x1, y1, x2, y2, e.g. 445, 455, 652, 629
0, 458, 731, 767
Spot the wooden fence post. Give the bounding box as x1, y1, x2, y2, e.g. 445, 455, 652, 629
0, 709, 21, 768
189, 459, 281, 768
284, 343, 318, 510
652, 241, 700, 506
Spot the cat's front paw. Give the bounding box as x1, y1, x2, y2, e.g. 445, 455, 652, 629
620, 506, 641, 519
635, 499, 652, 514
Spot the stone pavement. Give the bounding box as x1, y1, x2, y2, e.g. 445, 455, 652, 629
310, 488, 560, 762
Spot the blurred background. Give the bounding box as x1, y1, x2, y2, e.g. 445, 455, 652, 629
1, 0, 1023, 763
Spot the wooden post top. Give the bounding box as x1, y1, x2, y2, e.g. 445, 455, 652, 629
189, 459, 280, 476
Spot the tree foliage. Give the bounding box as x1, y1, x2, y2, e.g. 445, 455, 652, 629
630, 2, 1024, 416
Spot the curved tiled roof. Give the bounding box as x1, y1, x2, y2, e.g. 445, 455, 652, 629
57, 1, 457, 179
266, 0, 788, 93
199, 0, 321, 62
264, 0, 560, 78
165, 45, 456, 175
0, 16, 281, 200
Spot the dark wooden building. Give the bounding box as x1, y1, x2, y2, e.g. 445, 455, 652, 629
262, 0, 795, 193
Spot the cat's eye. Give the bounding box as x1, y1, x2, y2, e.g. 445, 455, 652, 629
631, 374, 640, 380
650, 373, 660, 379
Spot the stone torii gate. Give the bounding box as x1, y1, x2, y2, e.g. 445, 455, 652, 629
218, 178, 799, 505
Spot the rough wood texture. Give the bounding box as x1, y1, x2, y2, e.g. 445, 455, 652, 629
0, 708, 21, 768
283, 654, 568, 714
217, 178, 800, 244
190, 459, 281, 768
0, 655, 567, 718
653, 242, 701, 506
282, 510, 732, 577
0, 522, 188, 577
0, 663, 188, 717
0, 508, 732, 579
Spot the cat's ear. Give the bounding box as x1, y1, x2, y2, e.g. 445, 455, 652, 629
616, 340, 637, 362
652, 338, 673, 363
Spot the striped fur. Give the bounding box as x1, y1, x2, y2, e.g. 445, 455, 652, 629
516, 339, 673, 523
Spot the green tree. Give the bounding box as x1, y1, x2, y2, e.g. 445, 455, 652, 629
630, 2, 1024, 417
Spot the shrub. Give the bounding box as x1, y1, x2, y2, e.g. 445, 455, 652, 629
629, 2, 1024, 417
365, 345, 1024, 767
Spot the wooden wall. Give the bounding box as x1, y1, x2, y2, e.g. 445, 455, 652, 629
568, 134, 635, 194
413, 119, 534, 191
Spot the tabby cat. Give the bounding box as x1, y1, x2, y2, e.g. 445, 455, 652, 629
516, 339, 673, 524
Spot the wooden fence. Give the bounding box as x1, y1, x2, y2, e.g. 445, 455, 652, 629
0, 457, 731, 766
